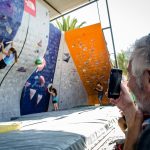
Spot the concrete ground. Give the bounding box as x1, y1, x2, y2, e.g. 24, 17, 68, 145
0, 106, 125, 150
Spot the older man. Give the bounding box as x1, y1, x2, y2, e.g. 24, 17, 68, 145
111, 34, 150, 150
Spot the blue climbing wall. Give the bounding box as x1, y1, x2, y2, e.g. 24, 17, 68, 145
0, 0, 50, 121
0, 0, 24, 43
20, 24, 61, 115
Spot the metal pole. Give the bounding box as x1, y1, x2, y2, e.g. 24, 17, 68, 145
96, 0, 101, 23
105, 0, 118, 68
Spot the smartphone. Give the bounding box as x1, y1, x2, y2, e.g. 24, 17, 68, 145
108, 68, 122, 99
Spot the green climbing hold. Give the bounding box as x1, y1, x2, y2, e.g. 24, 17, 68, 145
35, 58, 42, 65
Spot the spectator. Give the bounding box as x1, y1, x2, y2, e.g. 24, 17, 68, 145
110, 34, 150, 150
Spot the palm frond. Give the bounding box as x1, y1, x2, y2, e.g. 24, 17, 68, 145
66, 16, 70, 31
55, 16, 86, 31
69, 18, 77, 30
62, 16, 67, 31
56, 19, 63, 31
76, 21, 86, 28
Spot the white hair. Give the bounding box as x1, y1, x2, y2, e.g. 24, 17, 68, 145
130, 34, 150, 88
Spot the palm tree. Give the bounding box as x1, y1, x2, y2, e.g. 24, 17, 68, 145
117, 50, 128, 76
55, 16, 86, 31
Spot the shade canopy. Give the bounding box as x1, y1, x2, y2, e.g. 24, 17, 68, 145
43, 0, 93, 20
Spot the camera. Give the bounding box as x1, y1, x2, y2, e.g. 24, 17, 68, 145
108, 68, 122, 99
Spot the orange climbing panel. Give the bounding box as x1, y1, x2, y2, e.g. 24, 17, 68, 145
65, 23, 111, 105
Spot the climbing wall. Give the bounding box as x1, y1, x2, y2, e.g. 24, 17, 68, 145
0, 0, 49, 121
20, 24, 61, 115
52, 34, 88, 110
0, 2, 111, 120
65, 23, 111, 105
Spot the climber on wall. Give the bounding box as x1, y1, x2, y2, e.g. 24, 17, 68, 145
48, 86, 59, 111
0, 42, 18, 69
95, 82, 104, 106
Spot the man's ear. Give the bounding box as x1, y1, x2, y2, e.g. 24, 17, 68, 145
145, 70, 150, 92
148, 70, 150, 82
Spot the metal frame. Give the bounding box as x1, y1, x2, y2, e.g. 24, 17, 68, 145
50, 0, 99, 22
43, 0, 61, 14
105, 0, 118, 67
48, 0, 118, 68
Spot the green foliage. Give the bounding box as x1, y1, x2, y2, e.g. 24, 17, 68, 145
55, 16, 86, 31
110, 50, 128, 76
117, 50, 128, 76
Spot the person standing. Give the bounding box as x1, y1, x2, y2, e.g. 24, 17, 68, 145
48, 87, 59, 111
110, 34, 150, 150
95, 82, 104, 105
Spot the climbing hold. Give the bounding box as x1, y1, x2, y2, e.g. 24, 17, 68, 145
37, 40, 42, 47
39, 76, 45, 86
63, 53, 70, 63
83, 47, 87, 51
35, 57, 43, 65
37, 58, 46, 72
25, 82, 31, 87
34, 76, 39, 80
17, 67, 26, 72
37, 94, 42, 104
6, 26, 12, 34
34, 49, 39, 53
83, 69, 86, 73
30, 89, 36, 100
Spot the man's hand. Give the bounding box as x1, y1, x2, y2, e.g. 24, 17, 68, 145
110, 83, 133, 111
124, 110, 143, 150
110, 83, 143, 149
110, 83, 136, 127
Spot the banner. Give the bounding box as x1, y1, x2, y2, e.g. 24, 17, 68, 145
24, 0, 36, 17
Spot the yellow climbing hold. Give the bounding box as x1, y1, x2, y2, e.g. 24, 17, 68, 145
0, 122, 21, 133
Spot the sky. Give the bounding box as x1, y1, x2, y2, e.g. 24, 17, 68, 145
53, 0, 150, 60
